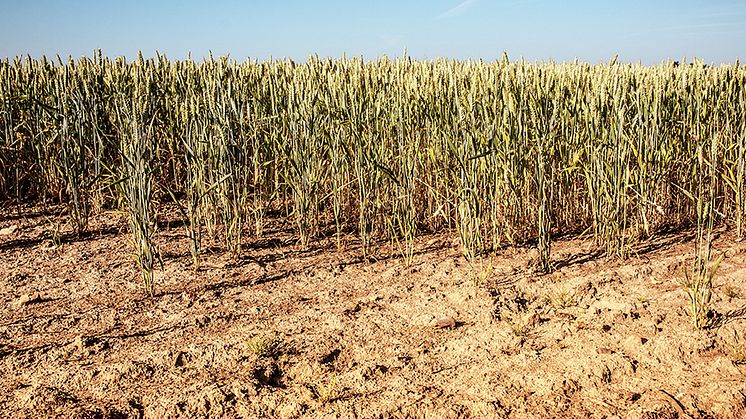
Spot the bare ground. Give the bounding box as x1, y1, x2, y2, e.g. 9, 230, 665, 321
1, 207, 745, 418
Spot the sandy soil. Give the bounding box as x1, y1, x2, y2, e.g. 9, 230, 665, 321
1, 206, 745, 418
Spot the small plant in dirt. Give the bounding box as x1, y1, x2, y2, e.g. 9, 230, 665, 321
634, 294, 650, 305
469, 258, 494, 286
510, 321, 529, 338
313, 374, 339, 403
722, 285, 740, 300
508, 312, 539, 337
545, 289, 578, 310
43, 215, 64, 249
730, 346, 746, 365
680, 140, 722, 329
246, 334, 281, 358
727, 331, 746, 365
680, 256, 722, 329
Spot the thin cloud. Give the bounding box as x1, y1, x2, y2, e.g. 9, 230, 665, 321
437, 0, 540, 19
437, 0, 479, 20
379, 34, 402, 46
662, 22, 746, 31
597, 19, 746, 50
696, 11, 746, 19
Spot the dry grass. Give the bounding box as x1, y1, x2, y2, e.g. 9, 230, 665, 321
246, 334, 281, 358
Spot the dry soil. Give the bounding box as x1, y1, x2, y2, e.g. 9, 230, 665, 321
1, 206, 745, 418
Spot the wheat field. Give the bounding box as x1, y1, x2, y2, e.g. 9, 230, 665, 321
1, 53, 744, 293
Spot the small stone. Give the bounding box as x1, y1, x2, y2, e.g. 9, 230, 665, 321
0, 225, 18, 236
623, 334, 645, 351
432, 316, 457, 329
15, 292, 40, 306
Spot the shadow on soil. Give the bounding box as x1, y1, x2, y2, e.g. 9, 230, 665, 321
708, 305, 746, 329
0, 226, 122, 251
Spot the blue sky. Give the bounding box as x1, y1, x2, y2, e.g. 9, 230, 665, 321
1, 0, 744, 64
